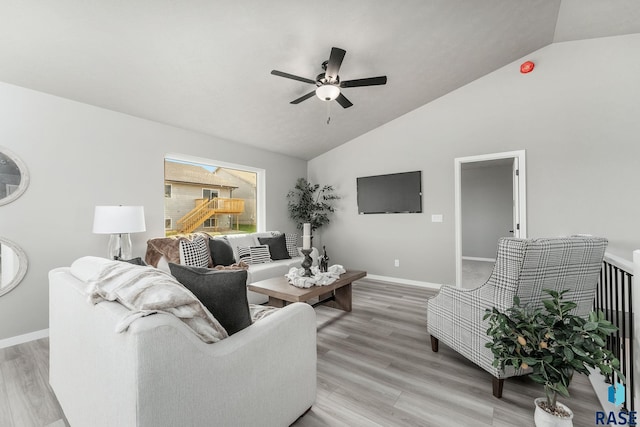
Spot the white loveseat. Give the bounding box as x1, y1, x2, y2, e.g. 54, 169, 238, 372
49, 258, 317, 427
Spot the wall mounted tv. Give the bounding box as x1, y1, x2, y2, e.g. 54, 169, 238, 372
356, 171, 422, 214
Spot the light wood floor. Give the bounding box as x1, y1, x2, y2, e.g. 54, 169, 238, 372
0, 337, 67, 427
1, 278, 601, 426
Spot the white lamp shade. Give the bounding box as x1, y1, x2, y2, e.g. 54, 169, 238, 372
315, 84, 340, 101
93, 206, 146, 234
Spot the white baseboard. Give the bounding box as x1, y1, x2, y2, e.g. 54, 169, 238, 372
462, 256, 496, 263
365, 274, 442, 290
0, 328, 49, 349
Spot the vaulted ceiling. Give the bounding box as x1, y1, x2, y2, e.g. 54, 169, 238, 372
1, 0, 639, 160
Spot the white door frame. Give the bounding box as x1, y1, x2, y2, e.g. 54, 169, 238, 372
454, 150, 527, 287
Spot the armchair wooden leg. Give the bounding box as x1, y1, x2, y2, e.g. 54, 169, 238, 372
430, 335, 439, 352
492, 377, 504, 398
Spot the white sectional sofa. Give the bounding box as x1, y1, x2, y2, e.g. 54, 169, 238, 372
150, 231, 318, 304
224, 232, 318, 301
49, 258, 317, 427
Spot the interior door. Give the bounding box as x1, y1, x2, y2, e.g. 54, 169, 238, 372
455, 150, 527, 287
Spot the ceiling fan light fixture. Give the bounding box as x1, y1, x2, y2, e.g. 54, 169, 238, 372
272, 47, 386, 109
315, 84, 340, 101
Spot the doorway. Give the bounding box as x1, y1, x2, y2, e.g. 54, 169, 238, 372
454, 150, 527, 288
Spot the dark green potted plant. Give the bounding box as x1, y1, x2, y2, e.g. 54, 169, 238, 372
484, 289, 623, 427
287, 178, 340, 233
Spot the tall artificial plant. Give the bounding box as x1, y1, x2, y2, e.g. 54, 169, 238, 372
484, 289, 623, 416
287, 178, 340, 233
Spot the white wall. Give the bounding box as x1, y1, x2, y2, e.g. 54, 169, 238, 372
0, 82, 306, 340
308, 34, 640, 285
462, 164, 513, 259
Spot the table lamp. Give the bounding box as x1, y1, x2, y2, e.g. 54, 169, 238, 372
93, 206, 146, 260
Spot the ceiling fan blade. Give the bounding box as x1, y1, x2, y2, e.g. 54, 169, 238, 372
290, 90, 316, 104
325, 47, 346, 82
271, 70, 316, 85
340, 76, 387, 88
335, 93, 353, 109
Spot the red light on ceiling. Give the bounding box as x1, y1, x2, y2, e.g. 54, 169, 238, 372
520, 61, 535, 74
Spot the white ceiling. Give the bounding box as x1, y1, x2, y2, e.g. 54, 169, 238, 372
1, 0, 639, 160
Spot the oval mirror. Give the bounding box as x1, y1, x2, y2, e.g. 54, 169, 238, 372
0, 238, 28, 297
0, 147, 30, 206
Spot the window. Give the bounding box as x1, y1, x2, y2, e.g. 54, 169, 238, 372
164, 155, 264, 237
202, 188, 219, 200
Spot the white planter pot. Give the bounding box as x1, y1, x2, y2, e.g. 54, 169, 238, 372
534, 397, 574, 427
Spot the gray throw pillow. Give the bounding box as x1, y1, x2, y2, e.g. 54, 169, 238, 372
168, 263, 251, 335
258, 234, 291, 260
209, 237, 236, 266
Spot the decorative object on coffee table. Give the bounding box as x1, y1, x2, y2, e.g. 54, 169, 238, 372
300, 248, 313, 277
300, 222, 313, 276
286, 264, 346, 288
302, 222, 311, 249
319, 245, 329, 273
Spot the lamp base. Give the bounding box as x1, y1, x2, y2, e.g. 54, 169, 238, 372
107, 233, 132, 260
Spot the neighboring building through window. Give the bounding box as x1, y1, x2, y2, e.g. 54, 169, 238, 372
164, 156, 260, 237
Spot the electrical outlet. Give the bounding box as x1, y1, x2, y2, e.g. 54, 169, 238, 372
431, 214, 443, 223
394, 259, 400, 267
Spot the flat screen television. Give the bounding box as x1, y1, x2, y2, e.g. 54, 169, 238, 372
356, 171, 422, 214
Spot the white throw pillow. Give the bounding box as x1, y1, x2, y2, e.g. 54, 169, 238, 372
237, 245, 272, 265
225, 234, 259, 260
179, 236, 210, 268
250, 245, 272, 264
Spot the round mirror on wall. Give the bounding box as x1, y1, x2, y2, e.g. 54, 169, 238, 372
0, 147, 30, 206
0, 238, 28, 297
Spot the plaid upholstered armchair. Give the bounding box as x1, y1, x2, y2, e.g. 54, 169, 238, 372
427, 236, 607, 397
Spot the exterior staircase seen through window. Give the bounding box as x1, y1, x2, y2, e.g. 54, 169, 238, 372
177, 198, 245, 234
